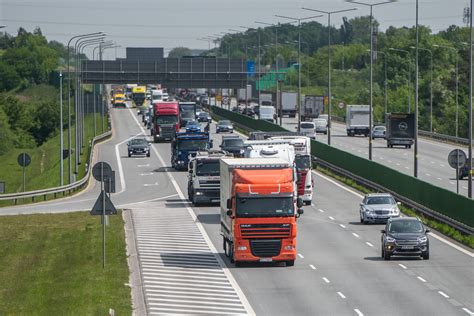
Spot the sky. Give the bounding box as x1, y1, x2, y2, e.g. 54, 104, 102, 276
0, 0, 471, 59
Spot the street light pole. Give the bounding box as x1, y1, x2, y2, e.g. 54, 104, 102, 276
415, 0, 419, 178
59, 71, 63, 186
275, 14, 322, 132
302, 7, 357, 145
469, 0, 473, 198
345, 0, 396, 160
411, 46, 432, 134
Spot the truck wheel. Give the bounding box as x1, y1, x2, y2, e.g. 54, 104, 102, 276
286, 260, 295, 267
408, 145, 412, 149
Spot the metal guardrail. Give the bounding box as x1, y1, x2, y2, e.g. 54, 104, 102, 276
0, 130, 112, 203
213, 110, 473, 235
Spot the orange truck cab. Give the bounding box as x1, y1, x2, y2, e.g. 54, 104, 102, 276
220, 158, 304, 267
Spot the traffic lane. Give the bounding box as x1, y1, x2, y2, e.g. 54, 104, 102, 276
150, 127, 354, 315
309, 171, 474, 311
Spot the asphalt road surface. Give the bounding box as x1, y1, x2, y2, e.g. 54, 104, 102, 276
1, 101, 473, 315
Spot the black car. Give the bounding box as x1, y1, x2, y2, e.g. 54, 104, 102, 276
381, 217, 430, 260
459, 158, 473, 179
197, 111, 212, 123
216, 120, 233, 133
241, 107, 255, 117
220, 136, 245, 157
127, 138, 150, 157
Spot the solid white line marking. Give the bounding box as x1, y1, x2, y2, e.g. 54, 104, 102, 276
315, 171, 474, 258
115, 132, 143, 194
339, 224, 346, 229
318, 209, 325, 213
128, 108, 256, 316
354, 309, 364, 316
329, 216, 335, 220
337, 292, 346, 299
438, 291, 449, 298
398, 264, 407, 270
366, 242, 374, 247
322, 277, 330, 283
417, 276, 427, 283
462, 307, 474, 315
352, 233, 360, 238
298, 253, 304, 259
309, 264, 316, 270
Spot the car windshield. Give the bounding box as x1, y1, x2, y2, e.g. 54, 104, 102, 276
295, 155, 311, 169
187, 121, 199, 127
177, 139, 209, 151
374, 126, 385, 131
388, 220, 424, 233
223, 139, 243, 147
156, 116, 178, 125
131, 139, 147, 146
199, 112, 209, 117
300, 123, 314, 129
219, 120, 231, 126
196, 161, 220, 176
236, 196, 294, 217
366, 196, 395, 205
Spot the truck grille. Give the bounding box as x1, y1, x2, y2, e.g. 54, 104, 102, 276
240, 224, 291, 239
250, 239, 281, 257
161, 126, 175, 137
199, 180, 220, 186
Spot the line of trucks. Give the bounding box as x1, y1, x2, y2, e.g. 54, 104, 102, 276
183, 131, 313, 266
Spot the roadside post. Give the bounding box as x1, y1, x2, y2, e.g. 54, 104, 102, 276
91, 161, 117, 268
448, 149, 467, 194
17, 153, 31, 192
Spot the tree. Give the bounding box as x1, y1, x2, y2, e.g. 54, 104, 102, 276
0, 61, 20, 91
168, 47, 193, 58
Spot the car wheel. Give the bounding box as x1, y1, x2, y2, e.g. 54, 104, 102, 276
286, 260, 295, 267
422, 251, 429, 260
381, 246, 385, 258
383, 249, 391, 261
360, 213, 364, 224
128, 153, 131, 158
147, 152, 150, 157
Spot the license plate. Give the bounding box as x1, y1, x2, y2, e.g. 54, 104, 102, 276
259, 258, 272, 262
401, 246, 414, 250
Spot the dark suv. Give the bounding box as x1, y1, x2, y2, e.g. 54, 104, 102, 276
381, 217, 430, 260
127, 138, 150, 157
220, 136, 245, 157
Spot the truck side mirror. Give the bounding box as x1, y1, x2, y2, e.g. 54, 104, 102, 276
210, 140, 214, 148
226, 198, 232, 209
226, 210, 233, 217
297, 208, 304, 215
381, 229, 386, 234
296, 197, 304, 208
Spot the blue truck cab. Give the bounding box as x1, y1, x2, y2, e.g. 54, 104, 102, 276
171, 132, 213, 170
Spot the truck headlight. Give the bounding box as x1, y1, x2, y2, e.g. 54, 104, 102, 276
284, 245, 295, 250
196, 191, 203, 196
237, 246, 247, 251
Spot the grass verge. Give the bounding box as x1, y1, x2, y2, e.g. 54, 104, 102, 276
316, 166, 474, 249
0, 211, 131, 314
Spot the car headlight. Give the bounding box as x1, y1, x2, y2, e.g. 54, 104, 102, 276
391, 208, 400, 215
418, 236, 428, 243
386, 236, 396, 243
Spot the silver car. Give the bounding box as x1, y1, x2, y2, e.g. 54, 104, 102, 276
371, 125, 386, 139
360, 193, 400, 224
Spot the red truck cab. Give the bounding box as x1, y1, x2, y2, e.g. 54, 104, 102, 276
151, 101, 180, 142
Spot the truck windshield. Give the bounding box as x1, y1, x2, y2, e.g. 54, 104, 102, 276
295, 155, 311, 170
177, 139, 209, 151
156, 116, 178, 125
180, 105, 195, 118
236, 196, 294, 217
196, 161, 220, 176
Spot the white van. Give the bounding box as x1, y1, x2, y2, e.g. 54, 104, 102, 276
259, 105, 275, 123
313, 118, 328, 134
299, 121, 316, 139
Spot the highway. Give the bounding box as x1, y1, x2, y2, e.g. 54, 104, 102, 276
1, 102, 473, 315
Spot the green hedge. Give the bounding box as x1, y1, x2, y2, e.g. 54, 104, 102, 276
213, 106, 474, 228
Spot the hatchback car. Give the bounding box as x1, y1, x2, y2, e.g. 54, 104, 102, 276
360, 193, 400, 224
185, 120, 201, 133
381, 217, 430, 260
372, 125, 386, 139
299, 122, 316, 139
216, 120, 233, 133
313, 118, 328, 134
128, 138, 150, 157
197, 111, 212, 123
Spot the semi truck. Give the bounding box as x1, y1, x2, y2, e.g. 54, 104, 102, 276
280, 92, 297, 118
187, 150, 231, 205
220, 158, 304, 266
179, 102, 197, 127
301, 95, 324, 121
346, 105, 371, 136
385, 113, 415, 148
132, 86, 147, 107
171, 132, 213, 170
113, 93, 126, 108
237, 85, 252, 102
151, 101, 180, 142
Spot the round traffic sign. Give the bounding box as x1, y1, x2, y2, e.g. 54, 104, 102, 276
92, 161, 113, 181
17, 153, 31, 167
448, 149, 467, 169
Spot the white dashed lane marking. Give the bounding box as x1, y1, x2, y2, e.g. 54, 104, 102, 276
132, 203, 250, 315
417, 276, 427, 283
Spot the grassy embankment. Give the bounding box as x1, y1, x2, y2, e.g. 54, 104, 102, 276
0, 85, 108, 206
0, 211, 131, 314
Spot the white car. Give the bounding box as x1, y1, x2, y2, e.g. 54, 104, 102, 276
313, 118, 328, 134
299, 122, 316, 139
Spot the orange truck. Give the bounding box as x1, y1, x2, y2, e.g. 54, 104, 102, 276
220, 158, 304, 267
